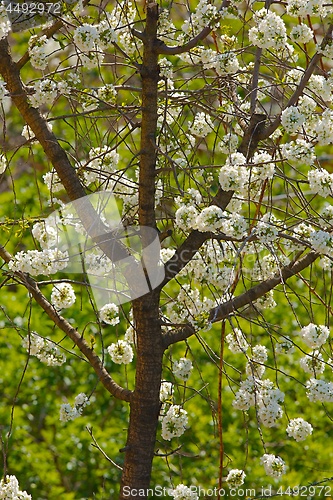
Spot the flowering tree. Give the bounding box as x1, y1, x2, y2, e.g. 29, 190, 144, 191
1, 0, 333, 498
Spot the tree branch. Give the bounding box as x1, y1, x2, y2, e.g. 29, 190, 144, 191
163, 250, 319, 346
0, 38, 133, 264
151, 0, 230, 55
0, 244, 132, 402
260, 23, 333, 141
161, 112, 266, 288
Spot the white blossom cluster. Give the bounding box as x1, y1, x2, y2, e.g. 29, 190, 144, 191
181, 0, 220, 38
306, 378, 333, 402
32, 221, 58, 249
8, 248, 69, 275
85, 145, 119, 184
281, 106, 305, 134
171, 484, 198, 500
173, 358, 193, 381
161, 404, 188, 440
0, 78, 8, 105
286, 0, 328, 18
225, 328, 249, 353
107, 339, 133, 364
219, 152, 248, 191
300, 350, 325, 374
29, 79, 58, 108
160, 381, 173, 403
290, 23, 313, 43
175, 196, 247, 237
218, 132, 239, 154
251, 252, 288, 281
99, 303, 120, 326
43, 170, 64, 192
308, 168, 333, 197
73, 16, 118, 68
0, 1, 11, 40
189, 112, 213, 137
218, 151, 275, 199
300, 323, 330, 348
166, 284, 214, 331
254, 213, 279, 244
0, 475, 31, 499
309, 230, 333, 258
281, 139, 315, 165
0, 153, 7, 174
22, 332, 66, 366
202, 50, 240, 76
249, 9, 287, 50
59, 393, 90, 422
225, 469, 246, 488
260, 454, 286, 478
51, 283, 76, 309
286, 417, 313, 441
246, 345, 268, 379
196, 205, 225, 232
28, 35, 49, 70
233, 377, 285, 427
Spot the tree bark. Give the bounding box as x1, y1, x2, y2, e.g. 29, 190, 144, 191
119, 4, 163, 498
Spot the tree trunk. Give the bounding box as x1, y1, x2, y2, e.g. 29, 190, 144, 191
119, 4, 162, 499
119, 292, 163, 499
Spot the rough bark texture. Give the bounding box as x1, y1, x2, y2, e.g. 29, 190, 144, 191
119, 4, 164, 498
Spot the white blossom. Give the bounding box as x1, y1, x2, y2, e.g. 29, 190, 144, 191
219, 153, 248, 191
286, 418, 313, 441
0, 2, 11, 40
233, 378, 284, 427
0, 153, 7, 174
161, 404, 188, 440
0, 475, 31, 499
171, 484, 198, 500
290, 24, 313, 44
28, 34, 49, 70
107, 340, 133, 364
51, 283, 76, 309
189, 112, 213, 137
160, 381, 173, 402
8, 248, 69, 275
196, 205, 224, 232
60, 393, 90, 421
73, 24, 99, 52
281, 106, 305, 134
249, 9, 287, 50
218, 132, 239, 154
260, 454, 286, 477
175, 205, 198, 232
0, 78, 8, 104
300, 350, 325, 374
173, 358, 193, 381
300, 323, 330, 348
226, 469, 246, 488
309, 230, 333, 257
99, 303, 120, 326
182, 0, 220, 37
29, 79, 58, 108
32, 221, 58, 249
308, 168, 333, 197
22, 332, 66, 366
306, 378, 333, 402
281, 139, 315, 165
226, 328, 249, 353
43, 171, 64, 192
